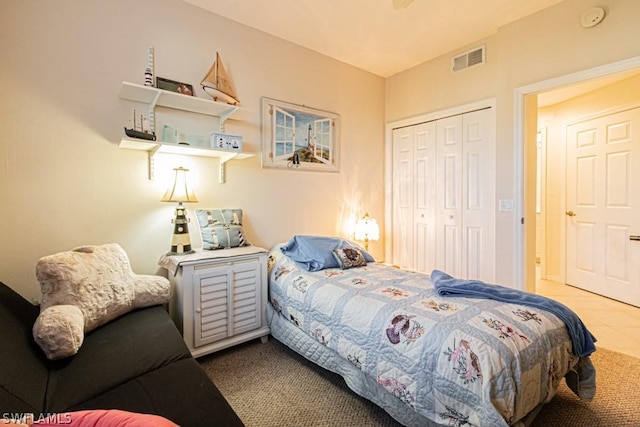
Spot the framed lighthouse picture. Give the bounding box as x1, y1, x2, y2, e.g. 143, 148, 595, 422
261, 97, 340, 172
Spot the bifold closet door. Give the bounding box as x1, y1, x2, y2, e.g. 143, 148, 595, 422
392, 122, 436, 272
462, 108, 495, 282
436, 115, 463, 277
392, 126, 414, 270
413, 122, 436, 274
435, 108, 495, 281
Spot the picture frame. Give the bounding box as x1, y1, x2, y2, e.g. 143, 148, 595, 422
156, 77, 194, 96
261, 97, 340, 172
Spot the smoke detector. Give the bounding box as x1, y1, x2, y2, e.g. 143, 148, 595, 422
581, 7, 605, 28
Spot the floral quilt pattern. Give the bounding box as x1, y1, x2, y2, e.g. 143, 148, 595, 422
267, 246, 578, 426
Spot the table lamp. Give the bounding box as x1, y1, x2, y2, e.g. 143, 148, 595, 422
162, 167, 198, 255
354, 213, 380, 251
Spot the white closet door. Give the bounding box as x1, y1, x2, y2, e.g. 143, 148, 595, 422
392, 126, 415, 269
391, 106, 495, 280
414, 122, 437, 274
462, 108, 495, 281
436, 116, 463, 277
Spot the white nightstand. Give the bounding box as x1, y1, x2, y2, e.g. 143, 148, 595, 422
159, 247, 270, 357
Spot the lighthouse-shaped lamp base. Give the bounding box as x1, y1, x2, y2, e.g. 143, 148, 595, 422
167, 202, 195, 256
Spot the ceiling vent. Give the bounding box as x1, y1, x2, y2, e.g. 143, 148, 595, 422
452, 45, 485, 72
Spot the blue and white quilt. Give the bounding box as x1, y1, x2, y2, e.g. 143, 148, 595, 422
267, 245, 582, 426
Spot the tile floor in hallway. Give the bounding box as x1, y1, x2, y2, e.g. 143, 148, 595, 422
536, 276, 640, 359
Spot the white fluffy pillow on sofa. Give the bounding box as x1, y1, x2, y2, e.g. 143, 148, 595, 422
32, 243, 170, 360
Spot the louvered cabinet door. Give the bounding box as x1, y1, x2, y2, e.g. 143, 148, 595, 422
230, 260, 263, 335
194, 263, 233, 347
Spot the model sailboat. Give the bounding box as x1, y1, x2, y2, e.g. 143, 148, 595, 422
200, 52, 239, 105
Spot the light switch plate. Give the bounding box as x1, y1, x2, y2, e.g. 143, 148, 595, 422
499, 199, 514, 212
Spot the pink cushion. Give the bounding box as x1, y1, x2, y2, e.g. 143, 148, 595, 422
34, 410, 179, 426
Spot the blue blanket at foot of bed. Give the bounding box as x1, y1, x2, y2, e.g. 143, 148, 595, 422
430, 269, 597, 358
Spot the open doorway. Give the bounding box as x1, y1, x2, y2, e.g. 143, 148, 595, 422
514, 56, 640, 299
536, 72, 640, 307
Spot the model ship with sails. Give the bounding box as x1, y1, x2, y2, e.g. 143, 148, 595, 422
201, 52, 239, 105
124, 109, 156, 141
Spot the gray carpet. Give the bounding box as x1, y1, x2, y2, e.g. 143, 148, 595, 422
199, 338, 640, 426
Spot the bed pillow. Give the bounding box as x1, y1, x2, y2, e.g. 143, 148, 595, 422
332, 247, 368, 269
281, 235, 374, 271
195, 208, 251, 250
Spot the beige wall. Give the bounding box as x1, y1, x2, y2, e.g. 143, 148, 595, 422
3, 0, 639, 301
386, 0, 640, 286
0, 0, 385, 301
538, 74, 640, 282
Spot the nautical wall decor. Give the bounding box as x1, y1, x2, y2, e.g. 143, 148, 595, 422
124, 109, 156, 141
261, 97, 340, 172
201, 52, 239, 105
210, 132, 243, 151
144, 46, 154, 86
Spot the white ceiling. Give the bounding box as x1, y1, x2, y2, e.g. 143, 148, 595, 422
182, 0, 565, 77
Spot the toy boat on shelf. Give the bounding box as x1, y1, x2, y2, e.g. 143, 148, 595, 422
124, 109, 156, 140
201, 52, 239, 106
124, 127, 156, 141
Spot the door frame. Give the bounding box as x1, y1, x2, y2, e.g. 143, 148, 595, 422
536, 127, 547, 280
514, 55, 640, 291
384, 98, 496, 263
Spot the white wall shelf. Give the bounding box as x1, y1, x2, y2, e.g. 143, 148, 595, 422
119, 81, 239, 120
118, 81, 250, 182
119, 138, 253, 182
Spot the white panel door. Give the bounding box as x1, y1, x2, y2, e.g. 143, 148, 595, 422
566, 107, 640, 307
462, 108, 495, 281
392, 126, 415, 269
436, 115, 463, 277
413, 122, 437, 274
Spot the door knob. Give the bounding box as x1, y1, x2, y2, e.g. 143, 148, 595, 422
566, 211, 576, 217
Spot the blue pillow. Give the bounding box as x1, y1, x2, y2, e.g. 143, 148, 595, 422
281, 235, 374, 271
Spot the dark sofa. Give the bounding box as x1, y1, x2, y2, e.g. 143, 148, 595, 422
0, 281, 244, 426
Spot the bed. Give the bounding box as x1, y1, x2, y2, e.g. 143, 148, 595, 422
265, 236, 596, 427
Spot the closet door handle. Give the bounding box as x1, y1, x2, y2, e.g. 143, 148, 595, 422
630, 235, 640, 241
566, 211, 576, 217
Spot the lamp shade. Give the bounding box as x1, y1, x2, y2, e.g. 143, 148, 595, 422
354, 213, 380, 244
161, 167, 198, 203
